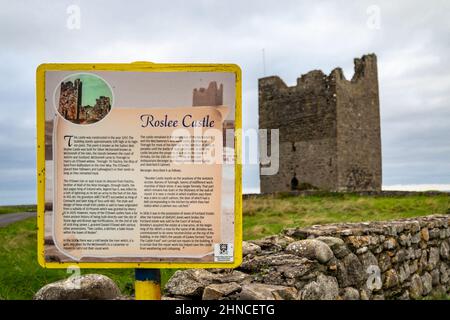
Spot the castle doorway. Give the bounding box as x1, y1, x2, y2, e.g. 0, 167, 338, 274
290, 175, 298, 190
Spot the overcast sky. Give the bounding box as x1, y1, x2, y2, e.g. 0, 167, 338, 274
1, 0, 450, 204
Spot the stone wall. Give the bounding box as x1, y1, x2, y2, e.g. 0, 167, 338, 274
163, 215, 450, 300
259, 54, 382, 193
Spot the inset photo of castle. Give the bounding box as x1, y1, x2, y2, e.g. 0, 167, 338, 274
55, 73, 113, 124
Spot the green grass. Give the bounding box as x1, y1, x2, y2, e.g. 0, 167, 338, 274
243, 193, 450, 240
0, 204, 36, 214
1, 193, 449, 299
0, 217, 176, 300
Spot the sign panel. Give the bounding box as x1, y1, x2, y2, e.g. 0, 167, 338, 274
36, 63, 242, 268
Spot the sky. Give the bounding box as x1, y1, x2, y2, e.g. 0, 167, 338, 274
0, 0, 450, 204
61, 74, 113, 107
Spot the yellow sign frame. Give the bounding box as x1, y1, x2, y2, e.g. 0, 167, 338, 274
36, 62, 242, 269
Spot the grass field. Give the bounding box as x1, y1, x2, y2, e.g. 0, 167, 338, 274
0, 193, 449, 299
243, 193, 450, 239
0, 205, 36, 215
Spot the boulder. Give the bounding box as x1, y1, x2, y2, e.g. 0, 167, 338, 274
299, 274, 339, 300
164, 269, 217, 297
286, 239, 333, 263
33, 274, 121, 300
202, 282, 241, 300
242, 241, 261, 256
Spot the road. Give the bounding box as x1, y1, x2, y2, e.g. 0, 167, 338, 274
0, 212, 36, 227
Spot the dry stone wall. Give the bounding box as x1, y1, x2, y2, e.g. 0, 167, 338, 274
163, 215, 450, 300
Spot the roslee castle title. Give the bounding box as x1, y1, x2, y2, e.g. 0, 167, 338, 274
140, 114, 216, 128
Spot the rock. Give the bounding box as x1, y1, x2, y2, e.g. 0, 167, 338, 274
286, 239, 334, 263
421, 228, 430, 241
398, 233, 412, 247
440, 263, 449, 284
383, 269, 399, 289
340, 287, 360, 300
299, 274, 339, 300
384, 238, 397, 250
33, 274, 121, 300
202, 282, 241, 300
440, 240, 450, 260
332, 244, 351, 259
346, 235, 371, 249
164, 269, 217, 297
428, 247, 440, 269
356, 247, 368, 254
398, 263, 411, 283
431, 269, 440, 286
315, 236, 344, 248
409, 274, 423, 299
421, 272, 433, 295
240, 253, 316, 277
238, 283, 297, 300
336, 253, 365, 287
242, 241, 261, 256
397, 290, 410, 300
358, 251, 378, 271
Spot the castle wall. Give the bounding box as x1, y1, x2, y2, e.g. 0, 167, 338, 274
259, 71, 339, 192
335, 55, 382, 191
259, 54, 382, 193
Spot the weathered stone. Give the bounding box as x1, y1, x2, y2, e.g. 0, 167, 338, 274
242, 241, 262, 256
440, 263, 449, 284
33, 274, 121, 300
164, 269, 216, 297
299, 274, 339, 300
383, 269, 399, 289
399, 233, 412, 247
202, 282, 241, 300
238, 283, 297, 300
378, 252, 392, 272
384, 238, 397, 250
421, 228, 430, 241
398, 263, 411, 283
428, 247, 440, 269
440, 240, 450, 260
358, 251, 378, 271
356, 247, 368, 254
340, 287, 360, 300
429, 228, 440, 239
336, 253, 365, 287
421, 272, 433, 295
315, 236, 344, 248
392, 249, 407, 264
286, 239, 334, 263
409, 274, 423, 299
430, 269, 440, 286
409, 260, 418, 274
411, 232, 421, 244
346, 235, 371, 249
332, 244, 351, 258
397, 290, 410, 300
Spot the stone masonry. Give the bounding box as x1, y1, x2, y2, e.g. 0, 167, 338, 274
259, 54, 382, 192
164, 215, 450, 300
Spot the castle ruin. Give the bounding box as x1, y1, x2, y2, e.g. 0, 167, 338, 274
259, 54, 382, 192
58, 79, 111, 123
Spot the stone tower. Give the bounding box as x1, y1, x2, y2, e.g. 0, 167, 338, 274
193, 81, 223, 106
58, 79, 82, 120
259, 54, 382, 192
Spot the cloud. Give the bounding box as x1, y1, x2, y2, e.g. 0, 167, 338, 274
0, 0, 450, 203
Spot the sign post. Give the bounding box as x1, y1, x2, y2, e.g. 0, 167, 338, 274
36, 62, 242, 299
135, 269, 161, 300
